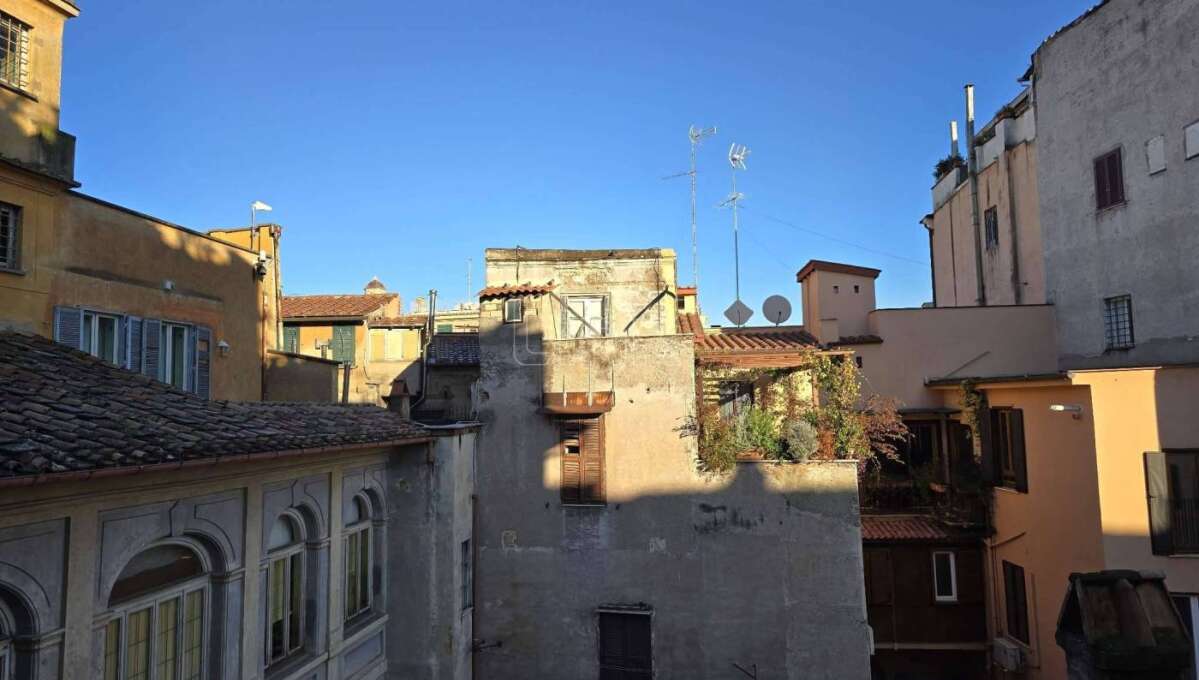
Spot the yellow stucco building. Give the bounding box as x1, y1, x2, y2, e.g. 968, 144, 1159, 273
0, 0, 281, 401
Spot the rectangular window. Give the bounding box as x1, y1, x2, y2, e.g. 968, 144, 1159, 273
0, 202, 20, 270
932, 551, 957, 602
1104, 295, 1134, 350
126, 606, 152, 680
984, 206, 999, 250
82, 311, 121, 364
161, 323, 189, 389
503, 298, 523, 323
1094, 148, 1126, 210
990, 408, 1028, 492
718, 381, 754, 421
345, 527, 371, 621
1186, 121, 1199, 161
156, 597, 178, 680
1146, 451, 1199, 555
331, 324, 356, 364
182, 590, 203, 680
461, 539, 473, 610
598, 611, 652, 679
1147, 135, 1167, 175
283, 326, 299, 353
103, 619, 120, 680
563, 295, 606, 338
437, 323, 453, 333
560, 418, 605, 504
0, 12, 30, 92
1003, 561, 1030, 644
370, 328, 405, 361
267, 553, 304, 665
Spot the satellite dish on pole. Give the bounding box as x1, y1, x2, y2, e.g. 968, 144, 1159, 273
724, 299, 753, 326
762, 295, 792, 325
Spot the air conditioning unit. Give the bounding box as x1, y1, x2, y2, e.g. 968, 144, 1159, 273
993, 637, 1026, 672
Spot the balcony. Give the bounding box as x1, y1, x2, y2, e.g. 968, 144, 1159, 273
1171, 499, 1199, 554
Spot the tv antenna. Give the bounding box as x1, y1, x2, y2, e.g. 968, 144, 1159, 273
720, 143, 751, 325
663, 125, 717, 298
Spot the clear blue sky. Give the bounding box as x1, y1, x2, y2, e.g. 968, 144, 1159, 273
62, 1, 1091, 318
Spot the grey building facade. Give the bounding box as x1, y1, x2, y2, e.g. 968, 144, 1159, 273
1032, 0, 1199, 369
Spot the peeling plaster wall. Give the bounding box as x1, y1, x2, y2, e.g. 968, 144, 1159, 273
474, 251, 871, 679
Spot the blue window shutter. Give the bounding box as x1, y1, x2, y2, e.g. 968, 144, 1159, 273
53, 306, 82, 349
142, 318, 161, 379
194, 326, 212, 399
125, 316, 143, 372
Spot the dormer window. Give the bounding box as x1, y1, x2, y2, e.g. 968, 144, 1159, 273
0, 12, 30, 92
504, 298, 523, 323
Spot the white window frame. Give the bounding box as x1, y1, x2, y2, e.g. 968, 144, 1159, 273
82, 311, 122, 364
563, 295, 606, 339
102, 578, 209, 680
344, 497, 373, 623
503, 298, 523, 324
265, 525, 305, 667
932, 550, 958, 603
160, 323, 191, 390
0, 201, 20, 271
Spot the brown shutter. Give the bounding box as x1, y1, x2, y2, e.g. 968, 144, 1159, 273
865, 548, 893, 605
1094, 156, 1110, 209
1010, 409, 1028, 493
581, 417, 605, 503
560, 421, 582, 503
1108, 149, 1125, 204
1145, 452, 1174, 555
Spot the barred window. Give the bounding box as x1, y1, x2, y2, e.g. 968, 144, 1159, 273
1104, 295, 1134, 350
0, 12, 30, 92
984, 207, 999, 250
0, 202, 19, 270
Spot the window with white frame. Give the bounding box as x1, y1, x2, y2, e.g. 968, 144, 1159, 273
563, 295, 605, 338
0, 12, 30, 92
0, 202, 20, 271
161, 323, 190, 389
503, 298, 523, 324
82, 311, 121, 364
265, 516, 304, 666
344, 496, 372, 622
932, 550, 957, 603
103, 544, 208, 680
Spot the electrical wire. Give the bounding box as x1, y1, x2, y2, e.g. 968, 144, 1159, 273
738, 204, 930, 267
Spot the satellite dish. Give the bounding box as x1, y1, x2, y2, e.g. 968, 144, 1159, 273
724, 299, 753, 326
762, 295, 792, 325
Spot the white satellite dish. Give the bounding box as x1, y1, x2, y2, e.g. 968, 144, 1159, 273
762, 295, 792, 325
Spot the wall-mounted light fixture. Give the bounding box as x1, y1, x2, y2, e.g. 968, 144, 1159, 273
217, 340, 231, 357
1050, 403, 1084, 420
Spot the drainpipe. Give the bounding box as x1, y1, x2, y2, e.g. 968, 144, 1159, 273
965, 84, 987, 306
1003, 149, 1023, 304
410, 288, 437, 414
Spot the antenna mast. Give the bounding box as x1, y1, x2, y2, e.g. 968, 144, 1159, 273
687, 125, 717, 292
723, 143, 751, 302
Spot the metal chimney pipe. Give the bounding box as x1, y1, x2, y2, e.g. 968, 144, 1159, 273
950, 120, 960, 159
965, 84, 986, 306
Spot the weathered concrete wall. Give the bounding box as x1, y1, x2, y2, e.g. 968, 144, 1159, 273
385, 428, 477, 680
850, 304, 1059, 408
422, 366, 479, 421
265, 349, 339, 402
475, 254, 871, 678
1034, 0, 1199, 368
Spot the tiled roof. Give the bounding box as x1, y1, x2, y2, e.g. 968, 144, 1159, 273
373, 315, 427, 328
860, 515, 967, 542
677, 313, 704, 338
695, 325, 819, 355
282, 293, 397, 319
478, 281, 554, 300
0, 332, 427, 480
428, 333, 480, 367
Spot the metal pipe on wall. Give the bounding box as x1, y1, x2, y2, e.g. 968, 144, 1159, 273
965, 84, 987, 306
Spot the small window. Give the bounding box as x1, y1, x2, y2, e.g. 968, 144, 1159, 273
161, 323, 190, 389
563, 295, 605, 338
560, 418, 605, 504
853, 285, 860, 294
1003, 561, 1030, 644
599, 611, 652, 679
266, 516, 304, 665
833, 285, 839, 294
717, 381, 754, 421
503, 298, 523, 323
854, 356, 863, 369
984, 206, 999, 250
437, 323, 453, 333
460, 539, 473, 610
1104, 295, 1134, 350
0, 12, 31, 92
1094, 148, 1126, 210
1185, 121, 1199, 161
990, 408, 1027, 492
0, 202, 20, 271
1145, 451, 1199, 555
283, 326, 299, 353
1146, 135, 1167, 175
932, 551, 957, 602
344, 498, 372, 622
82, 311, 121, 364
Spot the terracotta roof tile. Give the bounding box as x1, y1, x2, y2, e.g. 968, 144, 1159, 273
0, 332, 427, 480
282, 293, 397, 319
372, 315, 427, 328
695, 325, 819, 354
428, 333, 479, 367
677, 313, 704, 338
860, 515, 970, 542
478, 281, 554, 301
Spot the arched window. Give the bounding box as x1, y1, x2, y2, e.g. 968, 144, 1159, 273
266, 515, 304, 666
344, 496, 372, 621
103, 544, 207, 680
0, 618, 9, 680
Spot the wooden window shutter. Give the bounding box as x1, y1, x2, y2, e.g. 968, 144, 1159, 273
1094, 156, 1110, 209
283, 326, 298, 353
53, 306, 82, 349
142, 318, 162, 379
560, 421, 582, 503
332, 324, 356, 364
865, 549, 893, 605
125, 316, 143, 372
1010, 409, 1028, 492
581, 417, 605, 503
980, 407, 998, 485
1145, 452, 1174, 555
1108, 149, 1125, 205
195, 326, 212, 399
